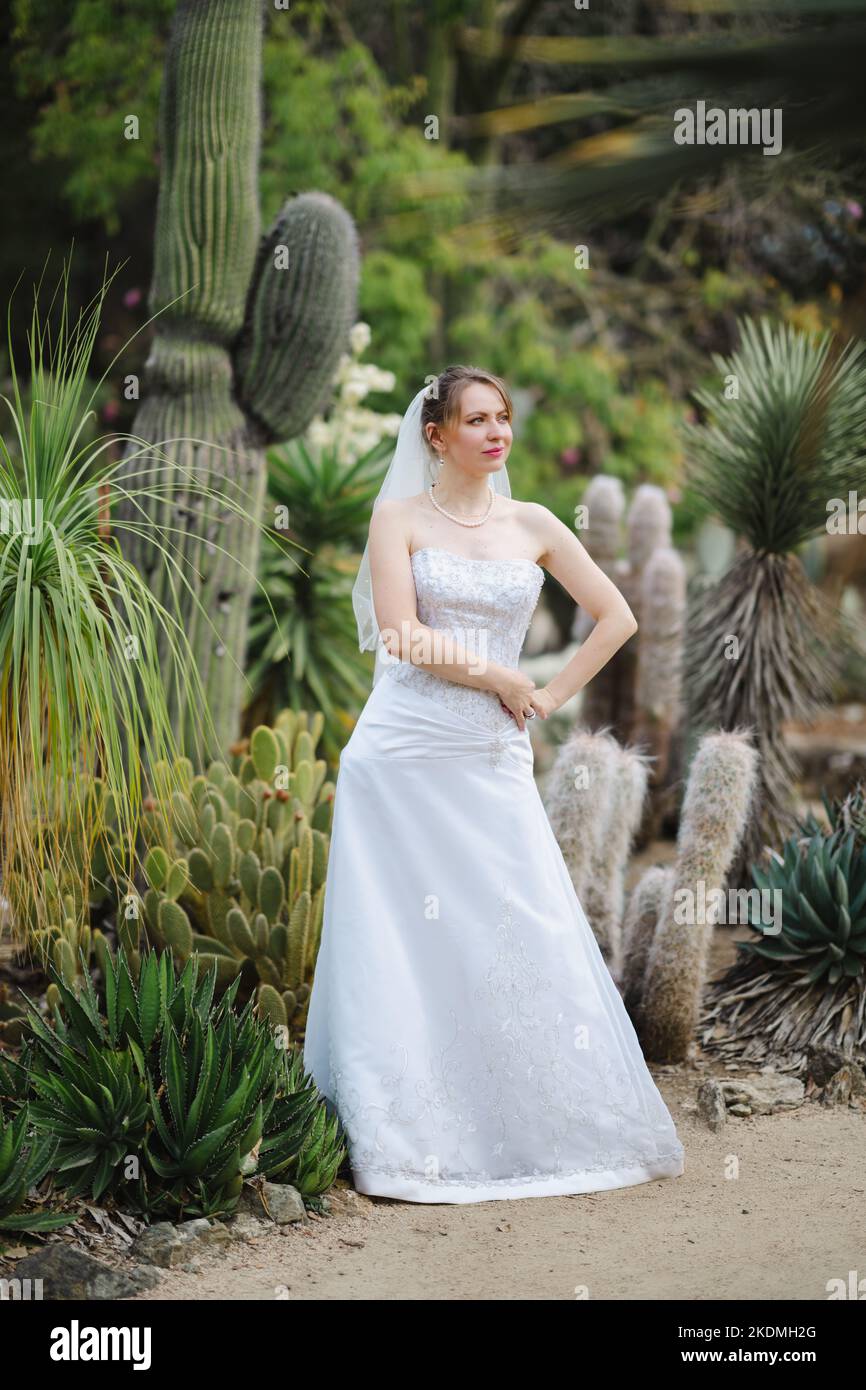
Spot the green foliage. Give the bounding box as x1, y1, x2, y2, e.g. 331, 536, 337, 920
742, 831, 866, 985
247, 436, 391, 754
0, 258, 225, 947
140, 712, 334, 1035
0, 1101, 74, 1233
685, 316, 866, 552
259, 1048, 345, 1197
10, 0, 175, 232
15, 947, 345, 1217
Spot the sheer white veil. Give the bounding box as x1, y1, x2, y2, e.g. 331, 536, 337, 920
352, 378, 513, 686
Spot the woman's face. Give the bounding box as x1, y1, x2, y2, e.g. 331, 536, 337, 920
428, 382, 512, 480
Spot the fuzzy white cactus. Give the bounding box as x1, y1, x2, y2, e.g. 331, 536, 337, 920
639, 730, 759, 1063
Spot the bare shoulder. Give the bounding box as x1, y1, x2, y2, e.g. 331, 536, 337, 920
511, 498, 562, 544
368, 495, 412, 536
516, 500, 581, 566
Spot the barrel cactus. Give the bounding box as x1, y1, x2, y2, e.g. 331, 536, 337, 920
116, 0, 360, 756
140, 709, 334, 1034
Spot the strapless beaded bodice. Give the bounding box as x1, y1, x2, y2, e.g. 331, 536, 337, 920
383, 547, 545, 732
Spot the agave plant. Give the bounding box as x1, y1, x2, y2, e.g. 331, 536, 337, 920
245, 435, 391, 759
700, 828, 866, 1070
0, 1103, 74, 1233
0, 257, 268, 951
744, 831, 866, 984
684, 317, 866, 885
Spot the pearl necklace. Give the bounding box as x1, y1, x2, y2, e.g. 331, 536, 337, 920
428, 481, 495, 528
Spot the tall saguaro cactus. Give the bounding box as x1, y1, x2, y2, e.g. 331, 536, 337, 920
118, 0, 360, 757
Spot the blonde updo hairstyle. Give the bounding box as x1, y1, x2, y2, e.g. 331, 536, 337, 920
420, 365, 514, 480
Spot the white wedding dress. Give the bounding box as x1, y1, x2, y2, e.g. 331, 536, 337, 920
303, 547, 685, 1203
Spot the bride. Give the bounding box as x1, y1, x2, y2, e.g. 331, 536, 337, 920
303, 365, 685, 1204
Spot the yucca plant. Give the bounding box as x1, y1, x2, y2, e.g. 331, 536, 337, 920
0, 1102, 75, 1234
700, 827, 866, 1070
684, 317, 866, 885
245, 436, 391, 760
0, 256, 269, 952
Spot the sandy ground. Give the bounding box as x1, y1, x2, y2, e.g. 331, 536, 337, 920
131, 1064, 865, 1301
130, 904, 864, 1302
6, 790, 862, 1302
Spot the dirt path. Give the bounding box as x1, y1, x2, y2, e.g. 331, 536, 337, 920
132, 1066, 864, 1301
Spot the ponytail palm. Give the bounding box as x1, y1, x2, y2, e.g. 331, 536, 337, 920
0, 260, 268, 945
684, 317, 866, 885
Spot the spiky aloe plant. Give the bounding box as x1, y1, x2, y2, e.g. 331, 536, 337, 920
0, 257, 252, 949
259, 1047, 346, 1197
16, 946, 345, 1218
115, 0, 360, 757
0, 1103, 74, 1234
684, 317, 866, 885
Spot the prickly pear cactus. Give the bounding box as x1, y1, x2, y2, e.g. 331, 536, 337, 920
116, 0, 360, 757
140, 708, 334, 1035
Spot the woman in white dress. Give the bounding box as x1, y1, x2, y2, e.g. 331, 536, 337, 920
303, 365, 685, 1204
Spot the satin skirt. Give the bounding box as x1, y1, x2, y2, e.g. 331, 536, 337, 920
303, 672, 685, 1204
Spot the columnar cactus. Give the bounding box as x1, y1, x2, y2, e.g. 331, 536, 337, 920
545, 729, 648, 969
620, 864, 672, 1013
574, 477, 680, 753
572, 476, 625, 647
545, 728, 619, 902
633, 545, 687, 838
638, 731, 758, 1063
140, 708, 334, 1033
580, 740, 649, 973
615, 485, 673, 739
116, 0, 360, 757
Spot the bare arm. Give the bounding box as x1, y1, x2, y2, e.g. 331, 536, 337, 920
367, 500, 515, 693
532, 504, 637, 711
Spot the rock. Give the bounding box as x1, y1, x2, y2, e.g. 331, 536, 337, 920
807, 1044, 866, 1089
696, 1079, 726, 1131
728, 1103, 753, 1117
260, 1183, 307, 1224
719, 1073, 805, 1113
177, 1223, 232, 1256
236, 1181, 270, 1219
130, 1222, 187, 1268
323, 1184, 372, 1219
820, 1065, 866, 1108
224, 1212, 272, 1240
10, 1244, 160, 1300
130, 1217, 232, 1267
